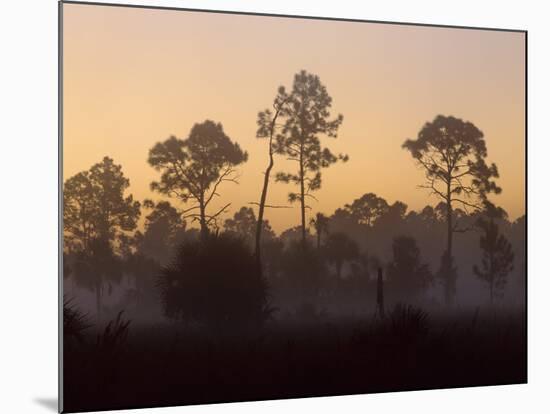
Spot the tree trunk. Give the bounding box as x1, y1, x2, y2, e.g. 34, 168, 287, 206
255, 101, 288, 270
299, 147, 306, 248
199, 200, 208, 239
445, 182, 454, 306
255, 130, 276, 266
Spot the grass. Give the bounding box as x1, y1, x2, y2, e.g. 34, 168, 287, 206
62, 306, 526, 413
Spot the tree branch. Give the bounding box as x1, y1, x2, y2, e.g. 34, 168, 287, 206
205, 203, 232, 225
204, 166, 237, 208
248, 202, 292, 209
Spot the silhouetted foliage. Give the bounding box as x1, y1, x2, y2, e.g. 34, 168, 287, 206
310, 212, 330, 249
280, 240, 327, 299
148, 120, 248, 237
508, 214, 526, 299
224, 206, 275, 247
473, 210, 515, 304
387, 236, 433, 300
63, 156, 141, 252
347, 252, 373, 292
378, 201, 408, 226
274, 70, 347, 246
94, 312, 132, 384
136, 199, 185, 264
344, 193, 389, 226
388, 303, 430, 341
64, 295, 92, 345
116, 231, 140, 260
158, 233, 273, 329
323, 232, 359, 280
403, 115, 501, 305
436, 252, 458, 302
389, 303, 430, 344
260, 237, 285, 280
74, 237, 122, 316
123, 253, 161, 309
96, 311, 131, 354
279, 225, 314, 247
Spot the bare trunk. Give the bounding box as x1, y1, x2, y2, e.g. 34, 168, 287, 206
255, 98, 292, 266
255, 101, 289, 270
445, 180, 454, 306
299, 147, 306, 248
255, 166, 272, 268
199, 199, 208, 239
255, 130, 276, 265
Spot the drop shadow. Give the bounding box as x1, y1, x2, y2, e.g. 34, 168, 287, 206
34, 397, 58, 412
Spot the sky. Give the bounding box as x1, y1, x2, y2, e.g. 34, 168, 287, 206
62, 3, 526, 234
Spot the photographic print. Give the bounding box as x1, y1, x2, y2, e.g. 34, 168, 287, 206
60, 1, 526, 412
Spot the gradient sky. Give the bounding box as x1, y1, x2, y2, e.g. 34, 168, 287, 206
63, 3, 525, 234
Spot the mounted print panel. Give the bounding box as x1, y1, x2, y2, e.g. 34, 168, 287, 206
60, 1, 526, 412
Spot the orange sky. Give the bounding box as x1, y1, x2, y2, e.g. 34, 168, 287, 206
62, 3, 525, 234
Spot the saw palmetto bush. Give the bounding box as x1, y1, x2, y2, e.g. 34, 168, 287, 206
63, 295, 92, 345
388, 303, 430, 341
157, 232, 274, 330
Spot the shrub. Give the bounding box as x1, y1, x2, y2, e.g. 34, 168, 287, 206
157, 232, 274, 329
389, 303, 430, 341
63, 295, 92, 345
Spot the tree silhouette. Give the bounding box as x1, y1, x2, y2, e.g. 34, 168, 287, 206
347, 252, 372, 293
328, 207, 360, 237
280, 240, 326, 298
279, 225, 313, 247
63, 156, 141, 251
224, 206, 275, 247
123, 252, 160, 308
274, 70, 347, 247
509, 214, 526, 297
148, 120, 248, 238
387, 236, 433, 300
344, 193, 389, 226
137, 199, 185, 264
254, 88, 293, 262
74, 237, 122, 316
379, 201, 407, 223
473, 203, 514, 304
310, 212, 330, 249
324, 232, 359, 280
402, 115, 501, 305
157, 233, 273, 329
375, 201, 409, 241
63, 157, 139, 316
